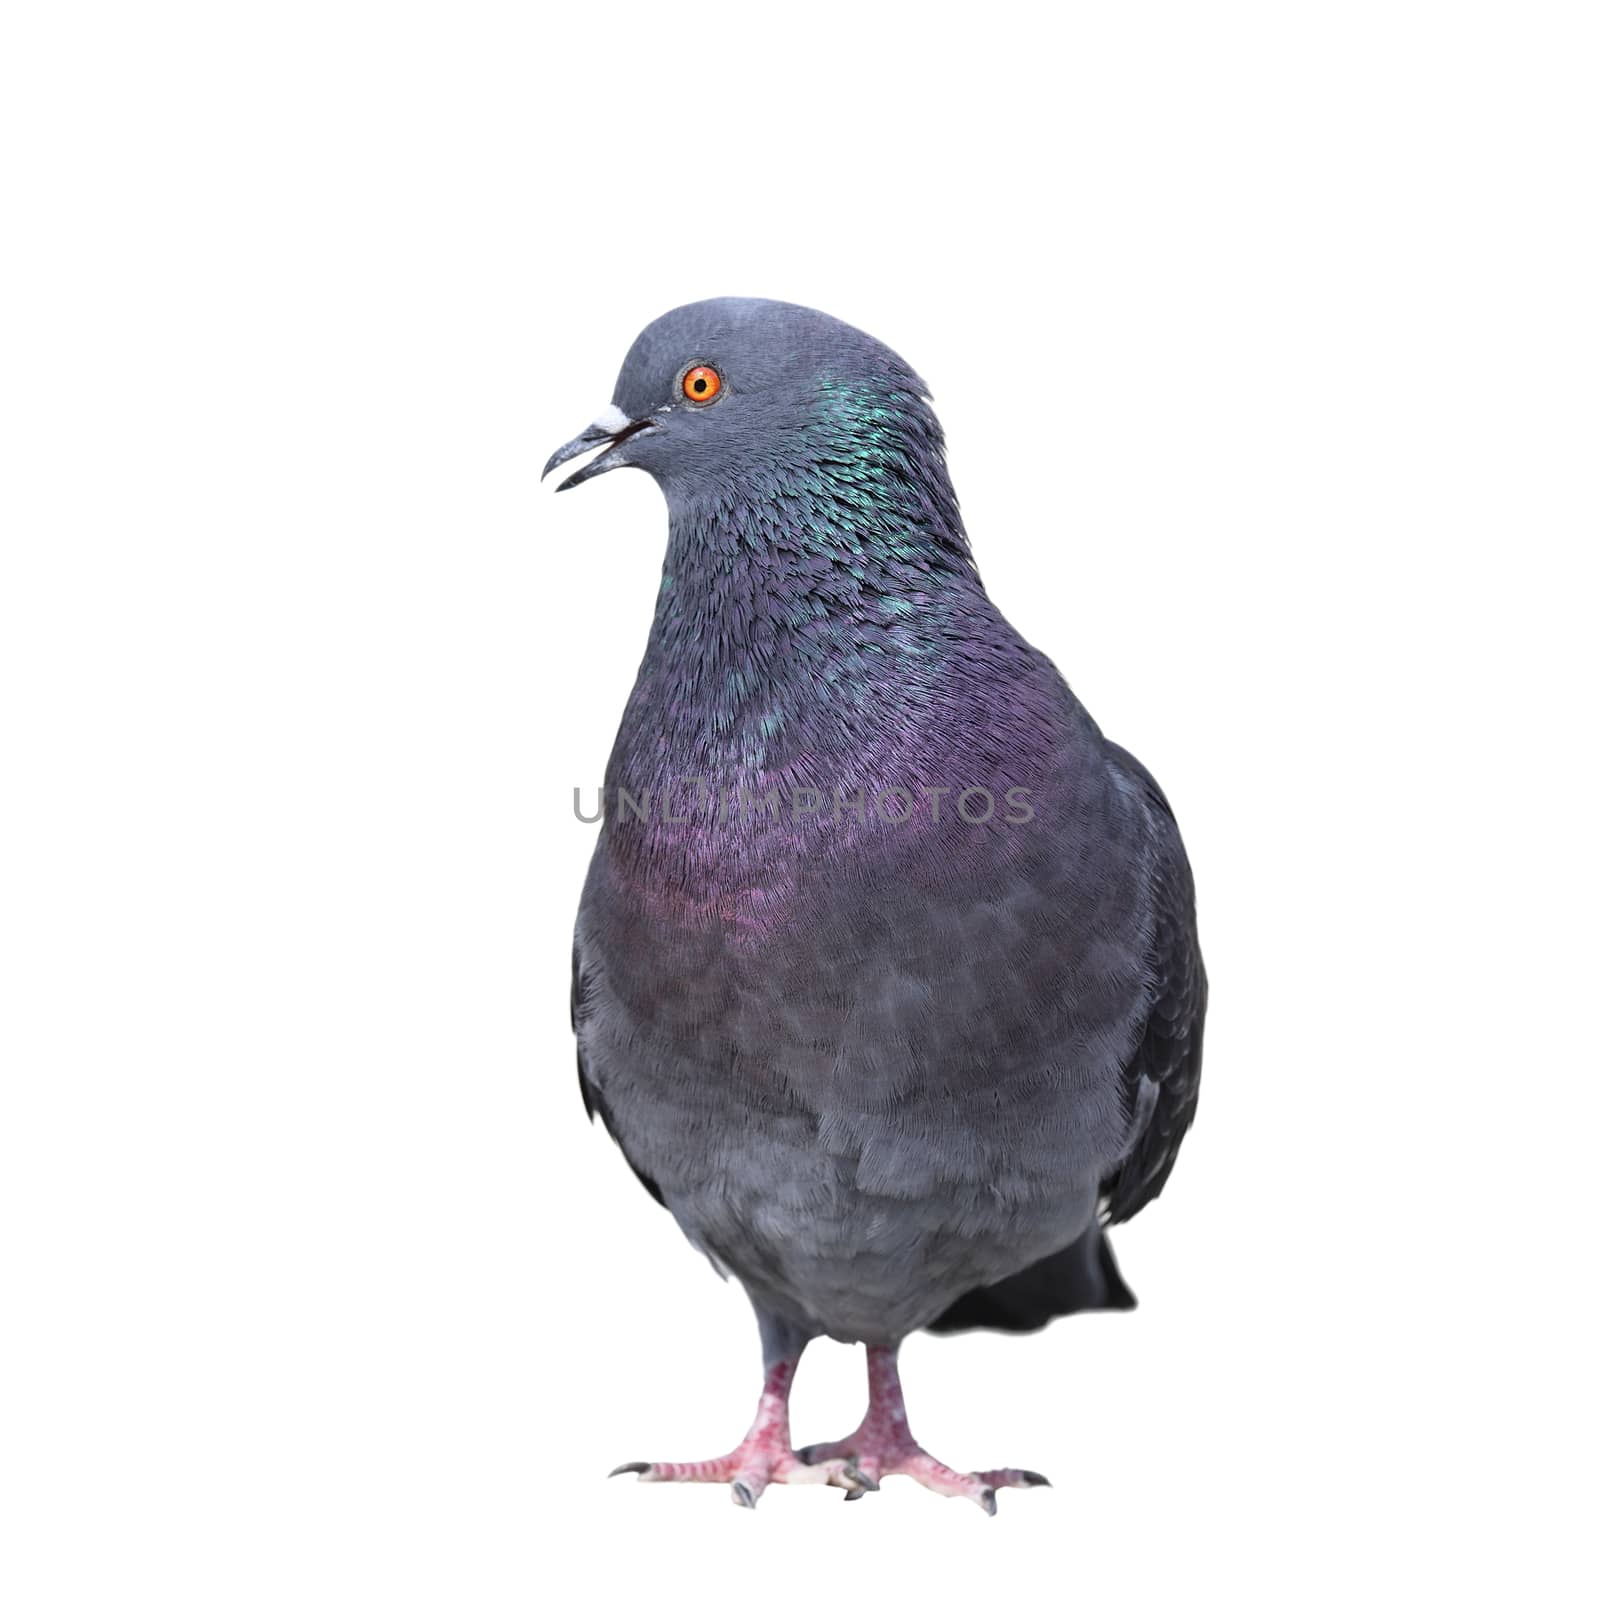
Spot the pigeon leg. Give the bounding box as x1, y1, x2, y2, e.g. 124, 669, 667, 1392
798, 1343, 1050, 1515
610, 1347, 862, 1508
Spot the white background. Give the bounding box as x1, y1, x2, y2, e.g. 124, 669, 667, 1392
2, 3, 1595, 1595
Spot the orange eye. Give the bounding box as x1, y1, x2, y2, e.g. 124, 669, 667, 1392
682, 365, 722, 403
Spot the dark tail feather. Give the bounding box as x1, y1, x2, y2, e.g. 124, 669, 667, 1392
926, 1224, 1136, 1335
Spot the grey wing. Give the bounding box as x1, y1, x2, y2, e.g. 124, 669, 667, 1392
929, 741, 1205, 1334
572, 937, 666, 1208
1099, 743, 1206, 1224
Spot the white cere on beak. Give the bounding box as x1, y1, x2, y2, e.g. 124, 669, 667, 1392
593, 403, 631, 434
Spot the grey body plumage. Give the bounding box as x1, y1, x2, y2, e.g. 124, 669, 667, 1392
573, 725, 1183, 1344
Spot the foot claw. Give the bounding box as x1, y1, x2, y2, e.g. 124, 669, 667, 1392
978, 1486, 998, 1517
731, 1480, 758, 1510
1019, 1470, 1051, 1488
609, 1461, 650, 1479
843, 1486, 867, 1502
844, 1463, 879, 1492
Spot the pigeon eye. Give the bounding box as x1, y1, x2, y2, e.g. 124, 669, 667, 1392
682, 365, 722, 404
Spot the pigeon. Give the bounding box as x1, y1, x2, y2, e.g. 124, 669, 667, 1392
544, 299, 1204, 1514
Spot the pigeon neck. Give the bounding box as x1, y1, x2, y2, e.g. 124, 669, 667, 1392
614, 489, 994, 784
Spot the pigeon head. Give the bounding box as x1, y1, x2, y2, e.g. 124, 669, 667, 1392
543, 298, 967, 559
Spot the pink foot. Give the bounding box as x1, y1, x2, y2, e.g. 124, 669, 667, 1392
799, 1345, 1050, 1516
610, 1358, 864, 1508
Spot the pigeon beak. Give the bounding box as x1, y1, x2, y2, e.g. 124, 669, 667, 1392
542, 405, 655, 492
